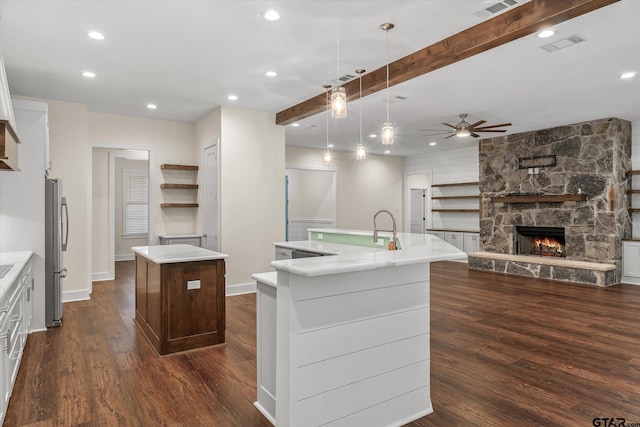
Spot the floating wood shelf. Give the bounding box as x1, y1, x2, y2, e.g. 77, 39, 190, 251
431, 195, 480, 200
161, 184, 199, 189
626, 170, 640, 176
432, 181, 479, 188
161, 203, 199, 208
627, 189, 640, 194
161, 164, 199, 171
629, 208, 640, 213
491, 194, 587, 204
432, 209, 480, 213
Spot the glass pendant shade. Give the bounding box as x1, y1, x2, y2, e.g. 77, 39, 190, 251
331, 86, 347, 118
381, 122, 394, 145
323, 149, 333, 163
356, 143, 366, 160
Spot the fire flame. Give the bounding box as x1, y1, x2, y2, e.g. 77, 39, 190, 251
533, 236, 564, 256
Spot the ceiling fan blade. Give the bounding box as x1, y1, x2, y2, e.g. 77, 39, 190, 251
476, 129, 507, 133
418, 129, 450, 132
474, 123, 512, 130
442, 122, 458, 130
444, 133, 456, 139
471, 133, 481, 138
469, 120, 486, 128
421, 131, 452, 137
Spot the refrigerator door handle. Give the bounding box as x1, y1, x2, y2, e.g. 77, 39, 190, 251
62, 196, 69, 251
59, 268, 68, 278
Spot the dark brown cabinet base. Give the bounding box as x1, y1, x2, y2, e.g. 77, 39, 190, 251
135, 255, 225, 355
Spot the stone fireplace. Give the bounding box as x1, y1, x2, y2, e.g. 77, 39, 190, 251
468, 117, 632, 286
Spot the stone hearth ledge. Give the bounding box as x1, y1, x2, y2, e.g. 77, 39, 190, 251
468, 252, 616, 286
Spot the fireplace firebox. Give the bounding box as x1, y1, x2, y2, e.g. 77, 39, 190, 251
516, 226, 565, 257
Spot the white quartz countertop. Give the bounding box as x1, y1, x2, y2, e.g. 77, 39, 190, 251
0, 251, 33, 298
251, 271, 278, 288
132, 244, 228, 264
271, 230, 466, 277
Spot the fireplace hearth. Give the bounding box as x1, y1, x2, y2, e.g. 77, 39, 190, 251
516, 227, 566, 257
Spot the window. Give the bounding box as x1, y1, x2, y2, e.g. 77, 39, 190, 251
122, 168, 148, 238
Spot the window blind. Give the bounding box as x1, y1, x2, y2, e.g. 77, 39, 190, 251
123, 169, 148, 236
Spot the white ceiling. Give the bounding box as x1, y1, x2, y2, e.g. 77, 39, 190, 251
2, 0, 639, 157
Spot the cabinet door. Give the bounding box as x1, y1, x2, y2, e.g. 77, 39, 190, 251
427, 231, 445, 240
275, 247, 292, 260
444, 232, 465, 251
464, 233, 480, 253
0, 317, 7, 421
623, 242, 640, 277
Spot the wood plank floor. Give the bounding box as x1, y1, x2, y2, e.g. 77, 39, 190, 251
6, 261, 640, 426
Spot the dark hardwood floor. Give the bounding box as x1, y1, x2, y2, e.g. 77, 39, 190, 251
6, 261, 640, 426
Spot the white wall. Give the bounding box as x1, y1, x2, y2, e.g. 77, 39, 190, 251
405, 145, 479, 232
286, 145, 404, 231
196, 106, 285, 289
92, 147, 110, 276
288, 168, 335, 221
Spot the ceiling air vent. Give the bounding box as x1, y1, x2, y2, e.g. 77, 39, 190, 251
540, 34, 586, 52
331, 74, 356, 85
386, 95, 407, 104
473, 0, 522, 19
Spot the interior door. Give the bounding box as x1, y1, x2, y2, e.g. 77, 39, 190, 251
410, 189, 426, 233
203, 144, 219, 251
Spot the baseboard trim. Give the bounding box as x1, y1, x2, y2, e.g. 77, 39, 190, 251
63, 289, 91, 303
226, 282, 257, 296
115, 254, 134, 262
621, 275, 640, 285
92, 272, 114, 281
253, 402, 276, 426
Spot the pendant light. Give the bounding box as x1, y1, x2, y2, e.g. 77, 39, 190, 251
380, 23, 394, 145
323, 84, 333, 163
331, 3, 346, 118
355, 68, 366, 160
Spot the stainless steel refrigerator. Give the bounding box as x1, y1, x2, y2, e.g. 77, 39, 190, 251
45, 178, 68, 327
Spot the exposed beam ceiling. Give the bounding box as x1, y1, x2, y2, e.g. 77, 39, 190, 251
276, 0, 620, 126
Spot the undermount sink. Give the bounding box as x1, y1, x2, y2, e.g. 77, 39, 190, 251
0, 264, 12, 279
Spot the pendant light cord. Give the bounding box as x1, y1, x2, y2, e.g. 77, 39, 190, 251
336, 0, 340, 82
359, 75, 363, 143
386, 29, 390, 122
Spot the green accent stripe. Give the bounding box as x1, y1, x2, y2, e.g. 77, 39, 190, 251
309, 231, 400, 249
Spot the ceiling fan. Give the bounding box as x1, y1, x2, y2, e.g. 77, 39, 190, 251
420, 113, 512, 139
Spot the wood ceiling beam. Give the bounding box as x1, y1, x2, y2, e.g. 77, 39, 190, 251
275, 0, 619, 126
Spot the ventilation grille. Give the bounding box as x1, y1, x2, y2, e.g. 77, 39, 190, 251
473, 0, 522, 19
330, 74, 356, 85
385, 95, 407, 104
540, 34, 586, 52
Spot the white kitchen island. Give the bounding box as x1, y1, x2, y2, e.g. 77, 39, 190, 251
265, 230, 466, 427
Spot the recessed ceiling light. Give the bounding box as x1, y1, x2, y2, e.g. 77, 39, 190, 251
228, 95, 238, 101
88, 31, 105, 40
537, 29, 555, 38
82, 71, 96, 78
619, 71, 637, 79
369, 133, 377, 138
265, 71, 277, 77
384, 150, 390, 154
291, 123, 299, 127
262, 9, 280, 21
146, 104, 157, 110
328, 144, 334, 148
429, 142, 437, 146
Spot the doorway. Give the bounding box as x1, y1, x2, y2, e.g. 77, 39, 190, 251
405, 172, 431, 234
91, 148, 150, 281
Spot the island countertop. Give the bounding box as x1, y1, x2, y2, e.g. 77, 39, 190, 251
271, 230, 466, 277
132, 244, 228, 264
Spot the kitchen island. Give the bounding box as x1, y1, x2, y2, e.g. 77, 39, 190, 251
263, 230, 466, 427
132, 244, 228, 355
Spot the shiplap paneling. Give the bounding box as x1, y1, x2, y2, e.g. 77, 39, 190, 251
631, 121, 640, 238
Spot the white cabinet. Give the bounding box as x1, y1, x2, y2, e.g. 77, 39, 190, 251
622, 241, 640, 284
0, 256, 33, 425
274, 246, 292, 260
427, 230, 445, 240
464, 233, 480, 253
444, 231, 465, 252
158, 234, 202, 247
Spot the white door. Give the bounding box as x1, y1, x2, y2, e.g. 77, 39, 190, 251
203, 144, 219, 251
410, 189, 426, 233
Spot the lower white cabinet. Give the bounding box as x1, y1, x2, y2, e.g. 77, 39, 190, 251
444, 232, 465, 252
622, 241, 640, 284
274, 246, 292, 260
428, 230, 479, 255
464, 233, 480, 253
158, 234, 202, 247
253, 272, 277, 425
1, 256, 33, 425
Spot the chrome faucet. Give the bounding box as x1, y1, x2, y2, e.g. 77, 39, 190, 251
373, 209, 397, 249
